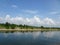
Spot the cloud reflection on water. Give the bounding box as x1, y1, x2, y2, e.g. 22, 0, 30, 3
43, 31, 55, 38
2, 31, 60, 39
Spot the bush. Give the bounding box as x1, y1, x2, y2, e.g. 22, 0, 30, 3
11, 24, 16, 29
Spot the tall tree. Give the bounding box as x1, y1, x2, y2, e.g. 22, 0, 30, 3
5, 22, 10, 29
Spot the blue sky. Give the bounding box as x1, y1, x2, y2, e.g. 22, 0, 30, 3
0, 0, 60, 27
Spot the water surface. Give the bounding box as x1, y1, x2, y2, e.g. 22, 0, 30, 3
0, 31, 60, 45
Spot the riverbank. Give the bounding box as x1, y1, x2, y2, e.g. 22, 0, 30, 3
0, 22, 60, 33
0, 29, 60, 33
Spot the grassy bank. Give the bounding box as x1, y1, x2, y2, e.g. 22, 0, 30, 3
0, 28, 60, 33
0, 22, 60, 33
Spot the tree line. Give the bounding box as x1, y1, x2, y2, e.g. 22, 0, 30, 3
0, 22, 41, 29
0, 22, 60, 29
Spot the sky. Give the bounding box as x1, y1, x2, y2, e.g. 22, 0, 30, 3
0, 0, 60, 27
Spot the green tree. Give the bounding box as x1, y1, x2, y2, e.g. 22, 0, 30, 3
19, 24, 23, 29
5, 22, 10, 29
11, 24, 16, 29
41, 26, 44, 28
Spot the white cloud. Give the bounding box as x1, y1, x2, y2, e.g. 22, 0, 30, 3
5, 14, 11, 22
22, 10, 38, 14
0, 17, 3, 23
0, 15, 59, 27
0, 17, 3, 21
50, 11, 59, 15
11, 5, 18, 8
43, 17, 55, 25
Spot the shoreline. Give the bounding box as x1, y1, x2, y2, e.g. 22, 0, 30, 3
0, 29, 60, 32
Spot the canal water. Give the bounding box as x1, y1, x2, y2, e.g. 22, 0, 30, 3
0, 31, 60, 45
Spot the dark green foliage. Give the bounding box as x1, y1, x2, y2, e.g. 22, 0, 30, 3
19, 24, 23, 29
10, 24, 16, 29
5, 22, 10, 29
41, 26, 44, 28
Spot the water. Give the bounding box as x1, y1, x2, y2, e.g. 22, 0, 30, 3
0, 31, 60, 45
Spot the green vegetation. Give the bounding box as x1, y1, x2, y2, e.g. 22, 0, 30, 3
0, 22, 60, 29
5, 22, 10, 29
0, 22, 38, 29
0, 22, 60, 33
